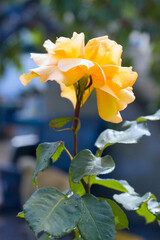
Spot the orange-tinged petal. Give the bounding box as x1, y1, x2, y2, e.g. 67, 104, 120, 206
54, 32, 85, 58
20, 72, 39, 86
31, 53, 59, 66
102, 65, 138, 89
96, 88, 122, 123
43, 40, 55, 53
58, 81, 76, 108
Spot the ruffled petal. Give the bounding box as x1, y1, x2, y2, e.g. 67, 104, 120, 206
96, 88, 122, 123
58, 81, 76, 108
89, 63, 106, 88
20, 72, 39, 86
54, 32, 85, 58
30, 66, 66, 83
85, 35, 122, 65
58, 58, 94, 72
58, 58, 94, 86
102, 65, 138, 89
31, 53, 59, 66
43, 40, 55, 53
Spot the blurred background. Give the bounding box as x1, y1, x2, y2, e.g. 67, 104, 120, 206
0, 0, 160, 239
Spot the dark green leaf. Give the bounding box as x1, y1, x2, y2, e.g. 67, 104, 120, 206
17, 211, 25, 218
24, 187, 82, 238
147, 198, 160, 220
136, 202, 156, 224
49, 117, 74, 129
106, 199, 129, 230
78, 194, 115, 240
70, 150, 115, 183
95, 123, 150, 150
32, 142, 64, 185
92, 178, 135, 193
113, 192, 152, 210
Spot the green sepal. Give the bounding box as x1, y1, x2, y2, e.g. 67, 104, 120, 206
24, 187, 82, 238
77, 194, 116, 240
70, 149, 115, 183
32, 141, 64, 185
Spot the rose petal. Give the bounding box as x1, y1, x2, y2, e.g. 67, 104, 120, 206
58, 81, 76, 108
54, 32, 85, 58
20, 72, 39, 86
96, 88, 122, 123
31, 53, 59, 66
43, 40, 55, 53
58, 58, 94, 72
30, 66, 65, 83
89, 63, 106, 88
85, 35, 122, 65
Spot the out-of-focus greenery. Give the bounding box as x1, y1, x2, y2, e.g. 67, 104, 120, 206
1, 0, 160, 85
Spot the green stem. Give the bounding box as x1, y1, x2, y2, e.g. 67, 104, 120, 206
72, 87, 90, 194
72, 100, 81, 157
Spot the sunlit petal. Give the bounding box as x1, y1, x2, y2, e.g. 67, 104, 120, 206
20, 72, 39, 86
30, 66, 65, 83
54, 32, 85, 58
58, 58, 94, 72
31, 53, 59, 66
85, 35, 122, 65
43, 40, 55, 53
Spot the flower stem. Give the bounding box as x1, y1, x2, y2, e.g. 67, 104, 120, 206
72, 89, 90, 194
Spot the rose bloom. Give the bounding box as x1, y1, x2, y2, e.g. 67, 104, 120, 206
20, 32, 138, 123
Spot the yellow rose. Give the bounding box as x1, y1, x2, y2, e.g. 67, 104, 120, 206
20, 32, 138, 123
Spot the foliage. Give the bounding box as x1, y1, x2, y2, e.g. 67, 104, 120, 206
18, 110, 160, 239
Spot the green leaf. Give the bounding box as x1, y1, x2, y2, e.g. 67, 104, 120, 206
49, 117, 74, 129
77, 194, 115, 240
17, 211, 25, 218
95, 122, 150, 150
106, 199, 129, 230
32, 142, 64, 185
123, 109, 160, 127
69, 171, 86, 196
137, 109, 160, 122
92, 178, 135, 193
70, 150, 115, 183
113, 192, 152, 211
136, 202, 156, 224
147, 198, 160, 220
24, 187, 82, 238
